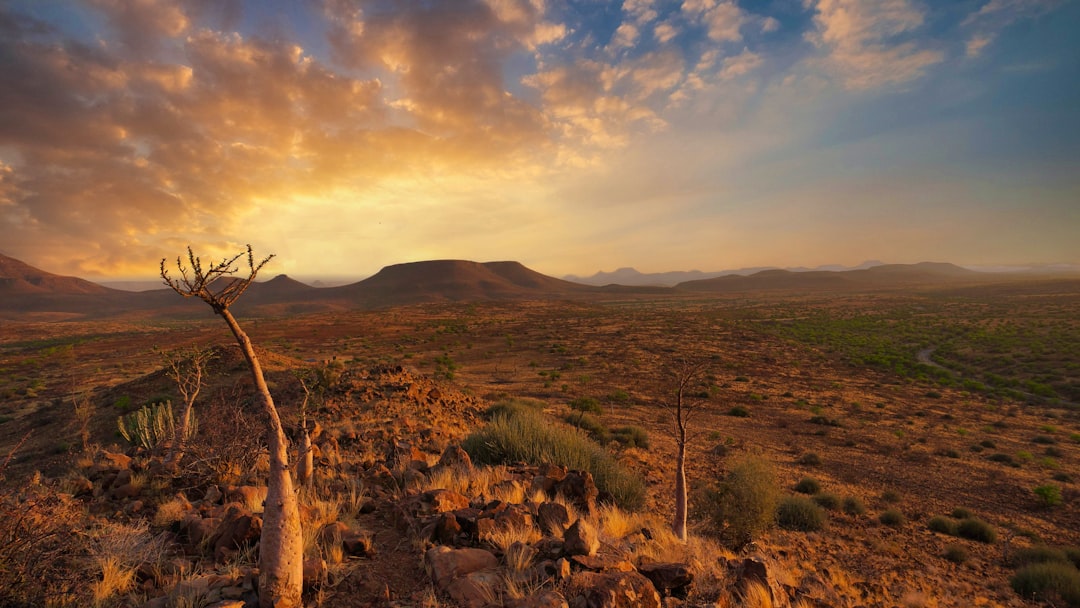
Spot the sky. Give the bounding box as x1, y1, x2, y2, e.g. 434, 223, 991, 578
0, 0, 1078, 281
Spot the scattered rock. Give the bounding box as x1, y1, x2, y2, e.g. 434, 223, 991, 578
563, 519, 600, 557
426, 546, 499, 589
537, 501, 570, 536
566, 570, 662, 608
638, 563, 693, 599
507, 590, 570, 608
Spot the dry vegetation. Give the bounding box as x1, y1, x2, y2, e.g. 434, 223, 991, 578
0, 284, 1078, 607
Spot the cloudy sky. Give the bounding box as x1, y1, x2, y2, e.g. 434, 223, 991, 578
1, 0, 1077, 280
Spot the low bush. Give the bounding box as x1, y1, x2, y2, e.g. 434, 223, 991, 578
879, 509, 905, 527
794, 477, 821, 494
944, 544, 969, 564
463, 407, 645, 510
928, 516, 957, 535
700, 454, 780, 548
1035, 484, 1063, 508
1010, 562, 1080, 605
564, 412, 609, 443
842, 496, 866, 516
484, 398, 545, 420
728, 406, 750, 417
776, 496, 826, 532
797, 452, 822, 466
951, 507, 973, 519
812, 493, 841, 510
611, 426, 649, 449
1010, 545, 1070, 568
956, 518, 996, 543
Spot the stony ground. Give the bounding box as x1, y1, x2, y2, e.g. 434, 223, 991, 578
0, 295, 1077, 607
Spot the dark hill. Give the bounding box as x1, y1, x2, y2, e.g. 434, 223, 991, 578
0, 253, 117, 295
328, 260, 594, 307
676, 262, 985, 293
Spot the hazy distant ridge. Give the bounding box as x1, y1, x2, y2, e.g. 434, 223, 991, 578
564, 260, 885, 287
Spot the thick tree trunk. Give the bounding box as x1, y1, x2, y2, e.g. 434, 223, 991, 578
219, 309, 304, 608
673, 440, 688, 542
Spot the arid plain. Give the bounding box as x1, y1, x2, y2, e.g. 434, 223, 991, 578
1, 256, 1078, 607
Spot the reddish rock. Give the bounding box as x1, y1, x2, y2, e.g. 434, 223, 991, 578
435, 444, 473, 472
111, 483, 140, 500
445, 570, 502, 608
211, 506, 262, 563
571, 555, 634, 572
434, 512, 463, 545
555, 470, 599, 515
638, 563, 694, 599
563, 519, 600, 557
537, 501, 570, 537
303, 557, 327, 590
506, 590, 569, 608
566, 570, 662, 608
426, 546, 499, 589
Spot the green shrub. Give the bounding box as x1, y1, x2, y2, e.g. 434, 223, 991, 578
728, 406, 750, 417
462, 406, 645, 510
1034, 484, 1063, 508
944, 544, 969, 564
879, 509, 905, 527
484, 398, 544, 419
881, 490, 901, 504
842, 496, 866, 516
611, 426, 649, 449
928, 516, 957, 535
1010, 546, 1069, 568
564, 412, 610, 443
776, 496, 826, 531
1010, 563, 1080, 605
1065, 547, 1080, 570
951, 507, 973, 519
702, 455, 780, 548
797, 452, 822, 466
812, 492, 840, 510
568, 397, 602, 416
794, 477, 821, 494
956, 518, 996, 543
1033, 435, 1057, 445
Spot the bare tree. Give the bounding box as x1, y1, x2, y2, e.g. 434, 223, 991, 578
294, 374, 314, 489
161, 245, 302, 608
159, 345, 214, 471
665, 360, 709, 542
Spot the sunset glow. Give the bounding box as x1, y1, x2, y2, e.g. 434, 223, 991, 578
1, 0, 1077, 280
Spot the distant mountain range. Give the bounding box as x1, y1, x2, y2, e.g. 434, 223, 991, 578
2, 252, 1078, 319
563, 260, 887, 287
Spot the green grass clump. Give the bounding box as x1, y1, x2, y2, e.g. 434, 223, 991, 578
728, 406, 750, 417
956, 518, 996, 543
564, 412, 610, 443
951, 507, 973, 519
928, 516, 957, 535
879, 509, 906, 528
776, 496, 826, 532
611, 426, 650, 449
842, 496, 866, 516
484, 398, 545, 419
1010, 563, 1080, 606
944, 544, 969, 564
812, 493, 841, 510
794, 477, 821, 494
1034, 484, 1063, 508
462, 406, 645, 510
1010, 546, 1070, 568
701, 455, 780, 548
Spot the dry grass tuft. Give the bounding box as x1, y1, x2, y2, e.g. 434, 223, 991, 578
91, 555, 137, 606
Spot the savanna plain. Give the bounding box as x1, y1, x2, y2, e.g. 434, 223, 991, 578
2, 283, 1079, 607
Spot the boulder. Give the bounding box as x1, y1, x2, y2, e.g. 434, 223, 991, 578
211, 506, 262, 563
566, 570, 662, 608
507, 590, 570, 608
445, 570, 503, 608
435, 444, 473, 472
638, 563, 694, 599
426, 546, 499, 589
555, 471, 599, 515
563, 519, 600, 557
537, 501, 570, 537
